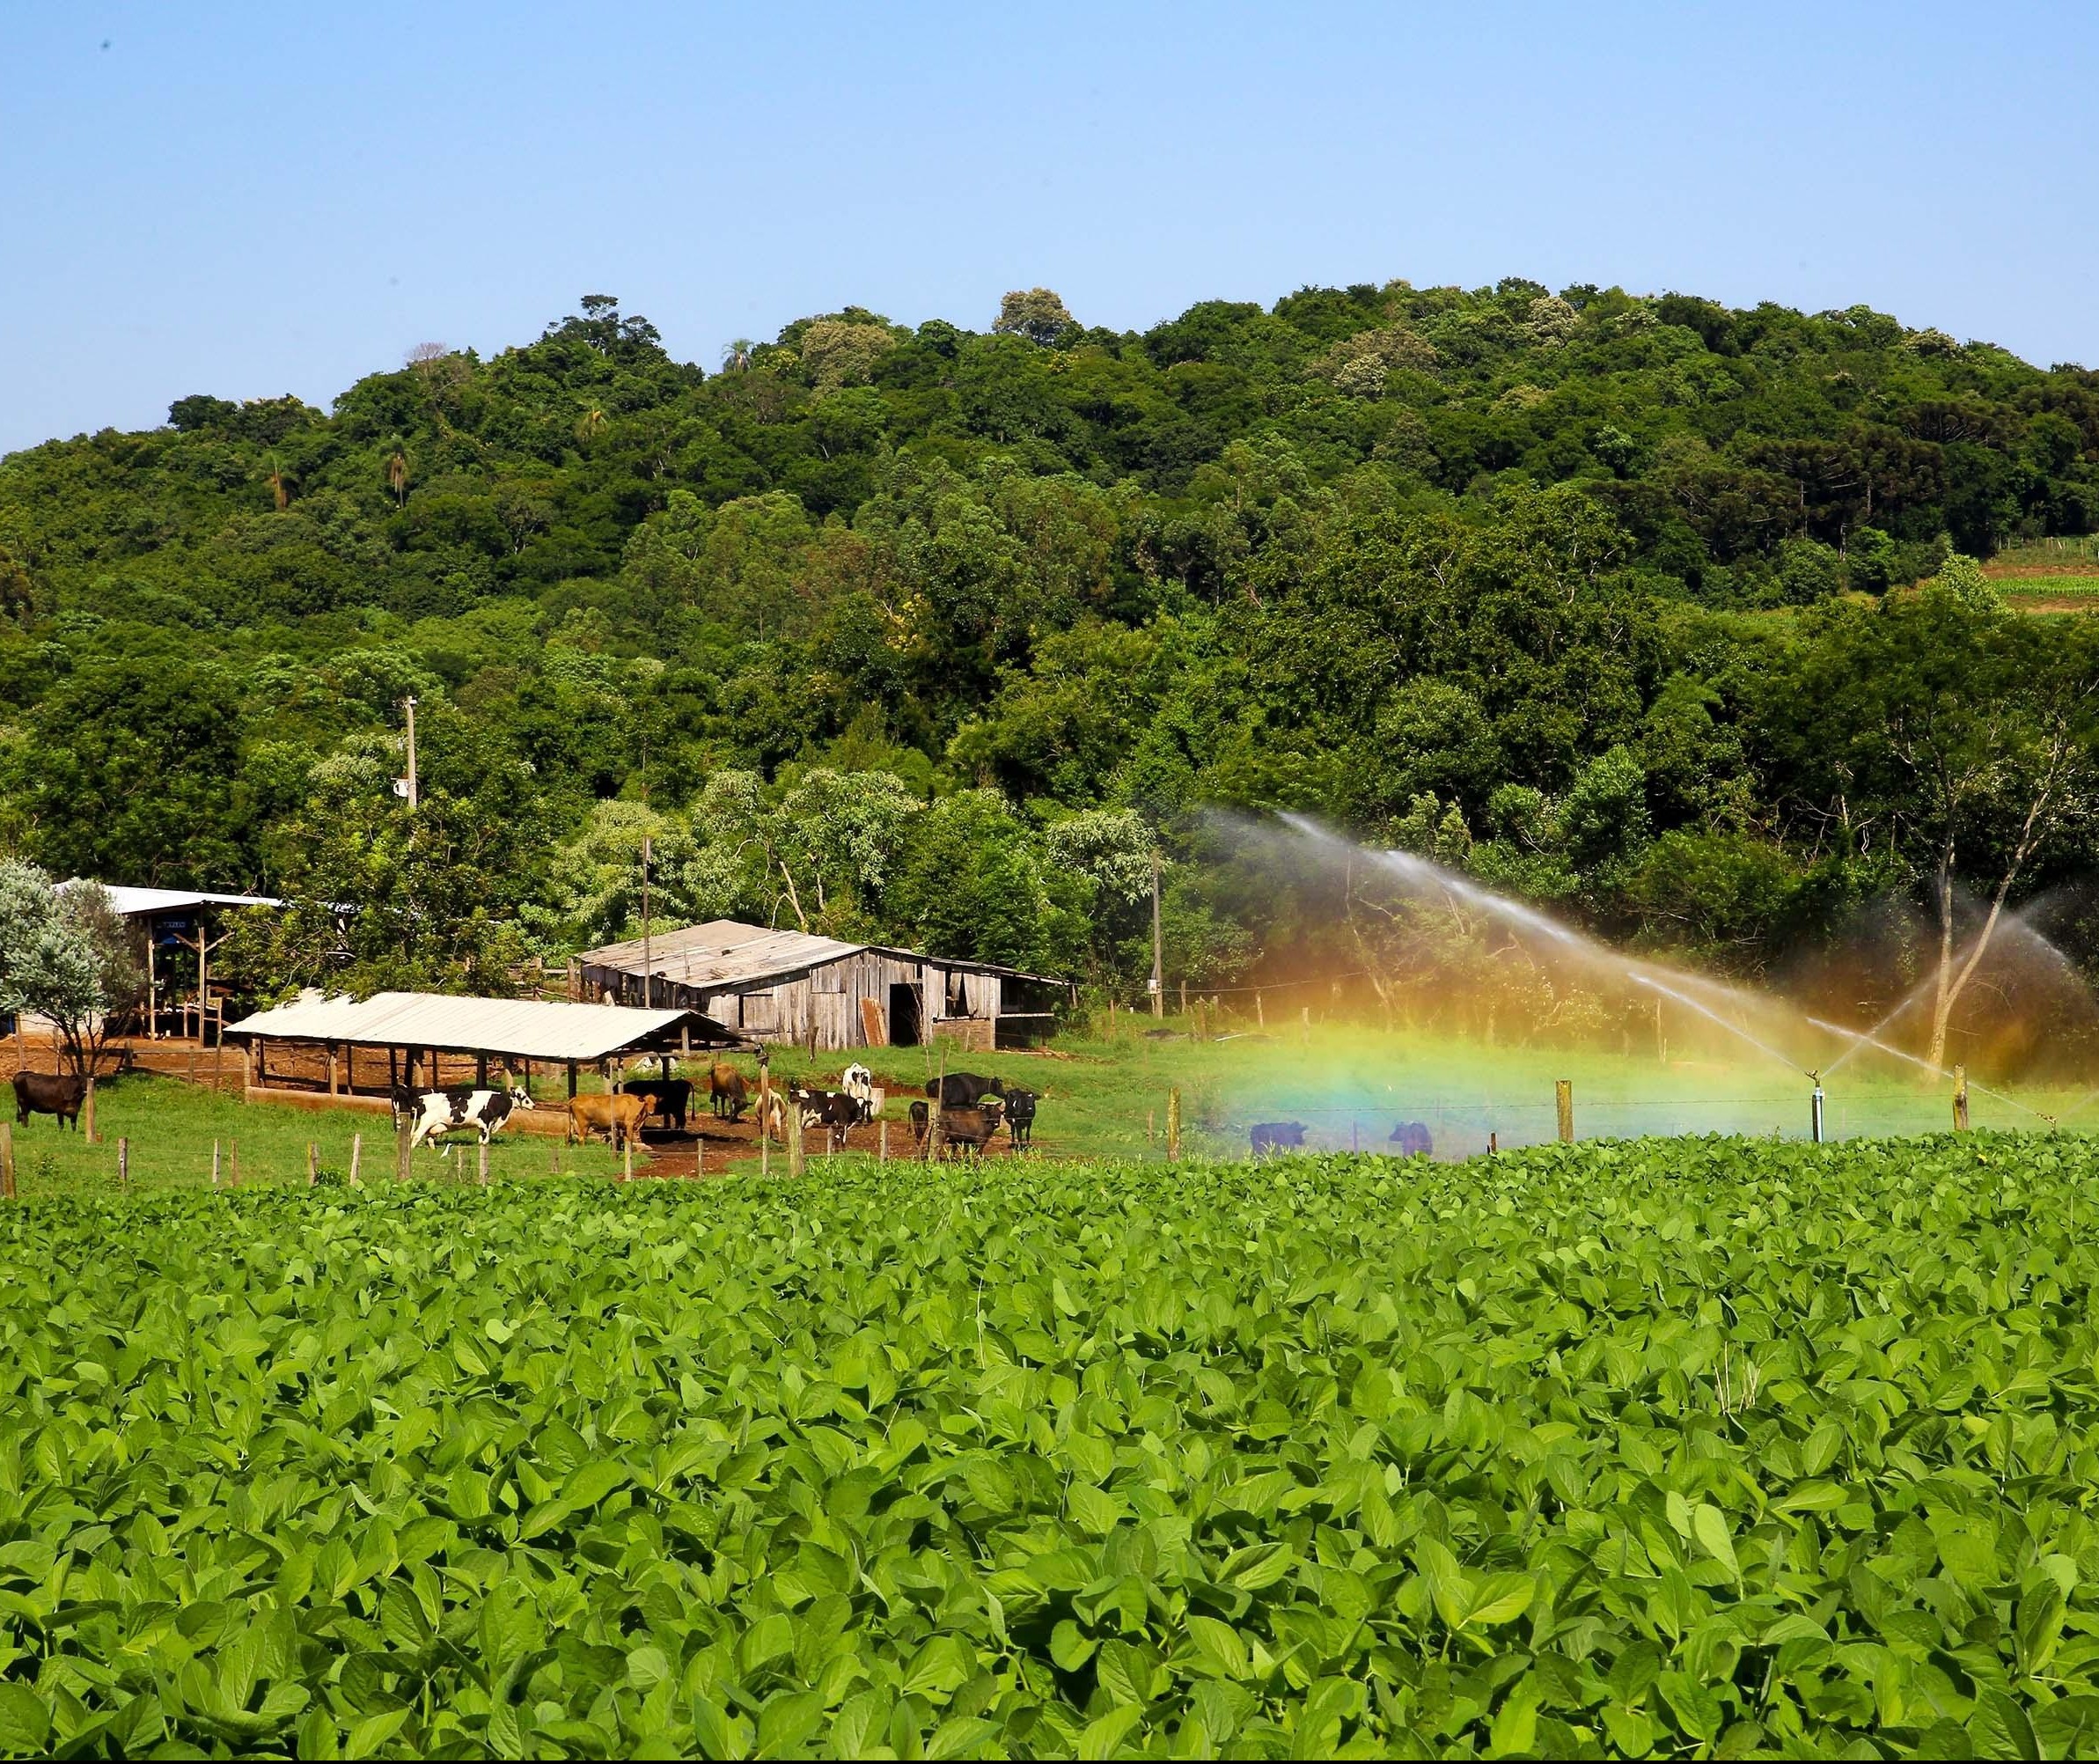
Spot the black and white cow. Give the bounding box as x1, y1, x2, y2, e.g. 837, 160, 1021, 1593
840, 1063, 877, 1123
406, 1084, 536, 1154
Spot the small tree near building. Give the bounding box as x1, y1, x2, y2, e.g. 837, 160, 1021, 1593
0, 864, 144, 1077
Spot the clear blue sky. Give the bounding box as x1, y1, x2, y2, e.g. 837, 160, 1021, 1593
5, 1, 2095, 454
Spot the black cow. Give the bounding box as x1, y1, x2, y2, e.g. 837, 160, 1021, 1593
621, 1078, 694, 1132
791, 1086, 861, 1152
1388, 1121, 1434, 1158
925, 1072, 1004, 1109
13, 1071, 86, 1130
1250, 1121, 1307, 1158
1003, 1087, 1038, 1147
907, 1099, 931, 1147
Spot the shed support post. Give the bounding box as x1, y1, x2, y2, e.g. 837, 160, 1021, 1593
567, 1062, 578, 1100
475, 1052, 488, 1087
327, 1043, 339, 1097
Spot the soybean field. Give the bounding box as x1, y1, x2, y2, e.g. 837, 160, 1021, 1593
5, 1138, 2099, 1757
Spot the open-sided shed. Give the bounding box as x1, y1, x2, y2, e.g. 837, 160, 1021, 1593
64, 880, 281, 1041
223, 990, 749, 1105
571, 919, 1071, 1053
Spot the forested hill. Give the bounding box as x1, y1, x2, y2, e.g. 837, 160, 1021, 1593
3, 281, 2098, 1004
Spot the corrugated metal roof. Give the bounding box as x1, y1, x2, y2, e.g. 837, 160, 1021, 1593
62, 880, 282, 916
224, 990, 744, 1061
576, 918, 1067, 989
581, 920, 868, 988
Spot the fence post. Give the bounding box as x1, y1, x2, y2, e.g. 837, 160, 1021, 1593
1255, 990, 1264, 1030
548, 1143, 559, 1176
83, 1077, 97, 1145
1555, 1080, 1574, 1143
395, 1117, 412, 1183
212, 1138, 221, 1187
1166, 1088, 1182, 1163
879, 1119, 887, 1165
478, 1141, 489, 1187
306, 1142, 317, 1187
118, 1136, 128, 1188
228, 1139, 239, 1187
789, 1117, 805, 1179
623, 1135, 634, 1183
1953, 1066, 1971, 1132
694, 1136, 702, 1180
1, 1120, 12, 1200
1300, 1005, 1310, 1044
349, 1133, 362, 1187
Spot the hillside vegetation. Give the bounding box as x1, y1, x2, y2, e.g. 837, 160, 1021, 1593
3, 283, 2098, 1003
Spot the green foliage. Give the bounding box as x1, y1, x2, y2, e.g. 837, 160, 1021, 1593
4, 281, 2099, 1002
10, 1137, 2099, 1754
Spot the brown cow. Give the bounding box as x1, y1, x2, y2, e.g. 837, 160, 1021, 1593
13, 1071, 86, 1130
921, 1096, 1004, 1159
567, 1091, 656, 1150
708, 1064, 750, 1122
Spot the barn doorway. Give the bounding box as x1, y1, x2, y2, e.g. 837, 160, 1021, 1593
888, 983, 923, 1047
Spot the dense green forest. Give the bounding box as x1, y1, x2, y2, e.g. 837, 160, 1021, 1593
4, 279, 2098, 1017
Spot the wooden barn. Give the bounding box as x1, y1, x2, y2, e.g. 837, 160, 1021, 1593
570, 920, 1070, 1053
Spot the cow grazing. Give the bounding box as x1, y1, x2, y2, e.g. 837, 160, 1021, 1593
840, 1062, 876, 1123
925, 1071, 1004, 1109
12, 1071, 86, 1130
407, 1085, 536, 1153
708, 1064, 750, 1122
621, 1077, 694, 1132
1250, 1121, 1308, 1158
1003, 1087, 1039, 1147
566, 1091, 655, 1150
1389, 1121, 1434, 1158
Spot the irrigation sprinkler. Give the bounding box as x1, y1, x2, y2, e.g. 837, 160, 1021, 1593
1809, 1075, 1826, 1145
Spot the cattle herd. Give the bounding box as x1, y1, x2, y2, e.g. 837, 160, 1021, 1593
371, 1061, 1046, 1162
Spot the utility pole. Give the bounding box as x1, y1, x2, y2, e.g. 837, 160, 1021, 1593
641, 834, 653, 1010
1149, 849, 1164, 1018
402, 695, 419, 810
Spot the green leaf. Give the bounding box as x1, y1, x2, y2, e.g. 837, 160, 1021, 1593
0, 1685, 51, 1754
690, 1695, 743, 1761
1970, 1687, 2039, 1761
561, 1458, 628, 1510
345, 1709, 411, 1757
1461, 1572, 1536, 1629
1692, 1503, 1740, 1584
755, 1690, 825, 1759
1656, 1671, 1721, 1744
1601, 1702, 1655, 1757
1077, 1703, 1144, 1760
2018, 1580, 2067, 1673
1095, 1640, 1151, 1707
1415, 1537, 1470, 1631
1049, 1619, 1097, 1672
1488, 1675, 1539, 1756
1220, 1541, 1295, 1591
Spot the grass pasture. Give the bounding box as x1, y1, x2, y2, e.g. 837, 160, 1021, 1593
8, 1137, 2099, 1756
4, 1020, 2081, 1196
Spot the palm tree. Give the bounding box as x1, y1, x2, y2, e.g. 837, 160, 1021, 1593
574, 407, 606, 447
265, 454, 291, 511
385, 448, 409, 508
721, 339, 756, 372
